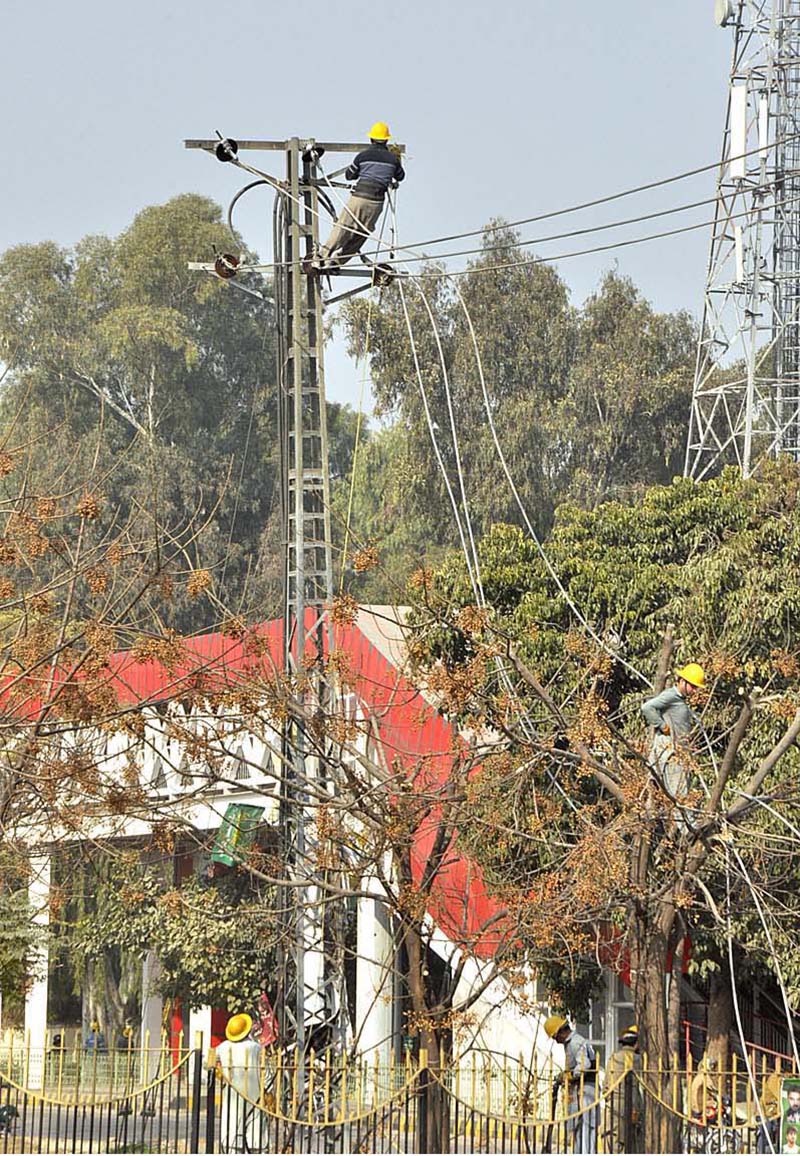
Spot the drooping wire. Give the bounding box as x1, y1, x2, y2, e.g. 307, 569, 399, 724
724, 849, 775, 1154
728, 840, 799, 1071
337, 202, 393, 591
443, 255, 652, 686
395, 274, 481, 598
386, 199, 585, 817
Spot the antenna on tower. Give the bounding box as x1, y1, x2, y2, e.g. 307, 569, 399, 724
686, 0, 800, 479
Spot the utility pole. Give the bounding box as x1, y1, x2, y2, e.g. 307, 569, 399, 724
185, 133, 402, 1055
686, 0, 800, 479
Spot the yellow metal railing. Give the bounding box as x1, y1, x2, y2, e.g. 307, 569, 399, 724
0, 1037, 795, 1136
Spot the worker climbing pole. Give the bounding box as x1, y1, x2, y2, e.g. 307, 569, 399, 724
311, 121, 405, 272
184, 128, 404, 1058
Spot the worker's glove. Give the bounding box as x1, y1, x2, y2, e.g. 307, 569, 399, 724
660, 723, 671, 735
389, 179, 399, 190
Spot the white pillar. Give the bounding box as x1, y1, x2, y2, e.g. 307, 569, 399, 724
24, 854, 50, 1088
141, 951, 164, 1081
355, 885, 395, 1064
188, 1005, 212, 1052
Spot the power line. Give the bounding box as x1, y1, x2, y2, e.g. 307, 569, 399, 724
370, 190, 725, 267
376, 130, 800, 258
411, 190, 800, 281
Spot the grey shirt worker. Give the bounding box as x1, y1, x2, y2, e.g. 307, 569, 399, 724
565, 1029, 597, 1083
641, 687, 699, 740
642, 687, 700, 805
561, 1029, 598, 1153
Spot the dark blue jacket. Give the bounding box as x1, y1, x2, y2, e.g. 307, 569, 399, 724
346, 143, 405, 201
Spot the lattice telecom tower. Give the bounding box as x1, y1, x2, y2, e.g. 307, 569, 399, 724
686, 0, 800, 479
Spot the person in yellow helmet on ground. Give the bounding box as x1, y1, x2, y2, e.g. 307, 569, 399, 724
215, 1012, 262, 1153
642, 663, 705, 816
543, 1013, 599, 1153
315, 121, 404, 270
603, 1025, 643, 1153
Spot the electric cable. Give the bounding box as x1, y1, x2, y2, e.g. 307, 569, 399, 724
210, 127, 800, 281
410, 192, 800, 281
395, 275, 480, 597
443, 252, 653, 686
364, 188, 741, 268
227, 179, 271, 243
384, 197, 589, 817
225, 184, 800, 294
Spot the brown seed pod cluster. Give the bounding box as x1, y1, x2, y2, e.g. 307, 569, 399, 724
76, 492, 102, 520
187, 569, 212, 599
352, 544, 379, 573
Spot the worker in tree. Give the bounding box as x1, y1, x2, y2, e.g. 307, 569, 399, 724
315, 121, 404, 269
603, 1025, 643, 1153
544, 1014, 599, 1153
641, 663, 705, 808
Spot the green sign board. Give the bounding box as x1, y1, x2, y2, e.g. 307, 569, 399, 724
210, 803, 265, 867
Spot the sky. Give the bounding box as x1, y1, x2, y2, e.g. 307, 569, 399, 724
2, 0, 732, 410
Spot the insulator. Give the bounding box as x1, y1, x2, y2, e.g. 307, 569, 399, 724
214, 254, 240, 280
215, 138, 239, 163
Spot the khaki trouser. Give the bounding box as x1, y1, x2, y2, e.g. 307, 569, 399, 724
320, 194, 383, 267
650, 732, 690, 799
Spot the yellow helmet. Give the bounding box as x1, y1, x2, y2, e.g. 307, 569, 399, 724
676, 663, 705, 689
368, 121, 391, 141
225, 1013, 253, 1042
543, 1014, 568, 1039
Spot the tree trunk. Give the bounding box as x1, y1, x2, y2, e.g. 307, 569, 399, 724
633, 913, 682, 1153
706, 969, 733, 1070
401, 919, 450, 1152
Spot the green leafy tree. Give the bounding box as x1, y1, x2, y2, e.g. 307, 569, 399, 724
63, 854, 278, 1020
0, 852, 41, 1017
0, 195, 354, 626
555, 271, 696, 504
338, 229, 695, 597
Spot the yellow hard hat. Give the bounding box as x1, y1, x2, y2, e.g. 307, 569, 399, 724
676, 663, 705, 689
368, 121, 391, 141
543, 1014, 568, 1039
225, 1013, 253, 1042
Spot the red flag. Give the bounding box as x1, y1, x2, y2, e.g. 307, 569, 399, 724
254, 991, 279, 1047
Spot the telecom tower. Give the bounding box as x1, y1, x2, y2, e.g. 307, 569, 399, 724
686, 0, 800, 479
185, 134, 398, 1053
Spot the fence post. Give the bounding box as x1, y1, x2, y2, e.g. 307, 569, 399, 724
623, 1068, 635, 1154
206, 1046, 217, 1154
417, 1047, 429, 1155
190, 1031, 203, 1154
